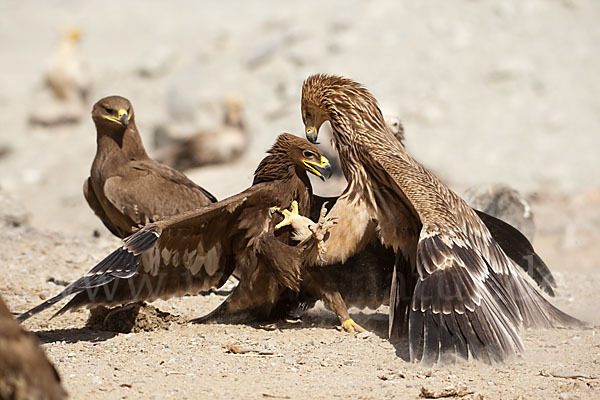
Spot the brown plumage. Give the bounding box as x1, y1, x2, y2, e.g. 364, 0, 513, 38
299, 74, 582, 364
19, 133, 333, 322
276, 192, 557, 333
85, 95, 217, 239
0, 295, 67, 400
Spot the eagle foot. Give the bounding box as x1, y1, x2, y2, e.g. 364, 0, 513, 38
307, 204, 337, 262
270, 202, 336, 261
339, 318, 366, 334
270, 200, 299, 230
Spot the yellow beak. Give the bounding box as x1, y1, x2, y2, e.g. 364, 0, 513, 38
302, 155, 332, 181
103, 109, 130, 127
305, 125, 319, 144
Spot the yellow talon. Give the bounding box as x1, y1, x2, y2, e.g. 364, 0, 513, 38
273, 200, 299, 230
269, 205, 281, 215
341, 318, 366, 334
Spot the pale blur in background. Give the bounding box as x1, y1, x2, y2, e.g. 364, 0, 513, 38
0, 0, 598, 237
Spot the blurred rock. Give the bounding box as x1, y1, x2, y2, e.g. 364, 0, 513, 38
487, 59, 534, 83
463, 183, 535, 241
154, 97, 247, 170
28, 94, 85, 127
245, 28, 299, 68
0, 144, 11, 160
165, 84, 201, 123
0, 187, 29, 228
137, 46, 177, 78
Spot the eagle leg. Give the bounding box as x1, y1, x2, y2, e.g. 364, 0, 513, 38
303, 203, 337, 262
341, 318, 366, 333
270, 200, 299, 230
271, 201, 337, 261
307, 280, 366, 334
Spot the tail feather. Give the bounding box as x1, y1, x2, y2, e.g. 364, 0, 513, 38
17, 290, 77, 322
389, 251, 414, 339
513, 275, 587, 329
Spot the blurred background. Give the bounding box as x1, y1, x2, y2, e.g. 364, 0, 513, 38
0, 0, 598, 267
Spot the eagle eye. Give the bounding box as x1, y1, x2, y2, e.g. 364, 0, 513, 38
103, 106, 113, 115
302, 150, 315, 159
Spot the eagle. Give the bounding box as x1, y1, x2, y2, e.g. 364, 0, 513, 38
274, 190, 559, 336
18, 133, 333, 323
275, 194, 559, 335
154, 97, 248, 171
0, 295, 67, 400
296, 74, 582, 364
85, 95, 217, 239
44, 27, 90, 102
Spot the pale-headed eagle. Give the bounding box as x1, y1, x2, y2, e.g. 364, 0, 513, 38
297, 74, 582, 364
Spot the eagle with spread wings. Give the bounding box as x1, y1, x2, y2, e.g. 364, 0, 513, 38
18, 133, 333, 322
276, 195, 559, 335
295, 74, 582, 364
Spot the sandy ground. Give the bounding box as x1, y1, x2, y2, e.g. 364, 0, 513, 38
1, 0, 599, 399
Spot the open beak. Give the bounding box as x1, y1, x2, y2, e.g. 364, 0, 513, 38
118, 109, 129, 127
305, 125, 319, 144
303, 156, 332, 181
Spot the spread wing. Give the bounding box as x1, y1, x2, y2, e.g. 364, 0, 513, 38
296, 189, 559, 345
103, 159, 217, 227
368, 148, 583, 364
475, 210, 556, 296
19, 183, 299, 321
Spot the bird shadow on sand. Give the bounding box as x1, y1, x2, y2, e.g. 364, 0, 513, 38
35, 327, 117, 345
289, 309, 411, 361
343, 310, 412, 361
189, 306, 412, 361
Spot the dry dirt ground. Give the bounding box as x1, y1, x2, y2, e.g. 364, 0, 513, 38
1, 1, 600, 399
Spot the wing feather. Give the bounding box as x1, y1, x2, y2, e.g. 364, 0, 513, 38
366, 147, 582, 364
17, 228, 159, 322
19, 185, 272, 320
476, 210, 556, 295
102, 159, 216, 228
409, 232, 526, 364
84, 177, 121, 237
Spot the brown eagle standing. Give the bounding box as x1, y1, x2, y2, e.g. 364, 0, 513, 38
1, 295, 67, 400
85, 95, 217, 239
19, 134, 333, 322
298, 74, 581, 364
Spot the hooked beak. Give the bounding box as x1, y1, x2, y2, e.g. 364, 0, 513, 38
303, 155, 332, 181
118, 109, 129, 127
305, 125, 319, 144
